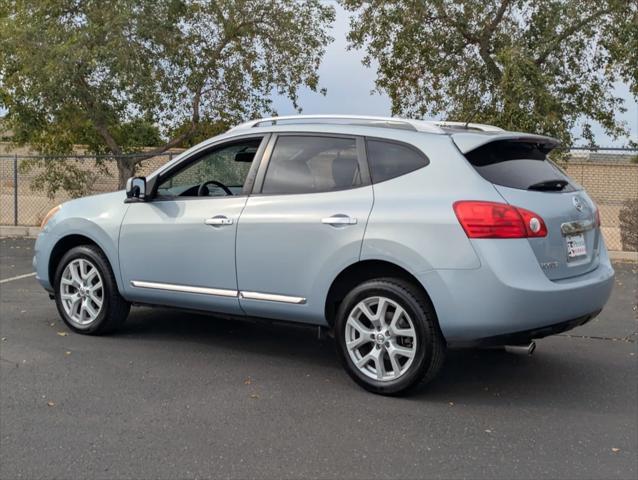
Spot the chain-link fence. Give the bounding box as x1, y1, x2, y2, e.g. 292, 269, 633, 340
1, 147, 637, 250
0, 153, 174, 227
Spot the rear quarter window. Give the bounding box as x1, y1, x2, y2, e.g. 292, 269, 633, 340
365, 139, 429, 183
464, 140, 577, 192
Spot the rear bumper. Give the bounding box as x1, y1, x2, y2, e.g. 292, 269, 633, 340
419, 238, 615, 344
450, 311, 600, 348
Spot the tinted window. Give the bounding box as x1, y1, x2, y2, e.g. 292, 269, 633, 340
366, 139, 429, 183
262, 136, 361, 194
157, 138, 262, 197
465, 140, 577, 192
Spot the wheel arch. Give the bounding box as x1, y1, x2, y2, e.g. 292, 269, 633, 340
324, 259, 439, 328
48, 233, 122, 293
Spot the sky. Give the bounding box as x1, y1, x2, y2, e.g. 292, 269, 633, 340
272, 2, 638, 147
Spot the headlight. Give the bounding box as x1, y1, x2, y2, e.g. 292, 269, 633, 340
41, 205, 61, 229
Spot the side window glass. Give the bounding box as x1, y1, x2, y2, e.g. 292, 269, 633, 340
157, 138, 262, 197
366, 139, 429, 183
262, 136, 360, 195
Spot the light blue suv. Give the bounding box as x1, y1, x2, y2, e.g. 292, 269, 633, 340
34, 115, 615, 394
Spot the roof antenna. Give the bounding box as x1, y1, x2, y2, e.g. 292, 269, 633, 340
463, 102, 482, 129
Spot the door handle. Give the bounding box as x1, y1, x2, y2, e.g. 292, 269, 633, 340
321, 215, 357, 226
205, 216, 233, 226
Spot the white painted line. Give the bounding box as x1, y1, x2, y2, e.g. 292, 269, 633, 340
0, 272, 37, 284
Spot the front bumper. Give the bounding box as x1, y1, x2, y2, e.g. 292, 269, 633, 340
420, 238, 615, 344
33, 231, 54, 293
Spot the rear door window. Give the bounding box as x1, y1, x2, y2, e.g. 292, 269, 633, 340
261, 135, 361, 195
464, 140, 577, 192
365, 139, 429, 183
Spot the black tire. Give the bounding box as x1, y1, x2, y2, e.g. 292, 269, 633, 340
334, 278, 445, 395
53, 245, 130, 335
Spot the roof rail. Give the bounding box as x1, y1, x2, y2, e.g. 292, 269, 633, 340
429, 121, 504, 132
229, 115, 445, 134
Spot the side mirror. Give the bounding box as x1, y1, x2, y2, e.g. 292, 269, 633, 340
125, 176, 146, 201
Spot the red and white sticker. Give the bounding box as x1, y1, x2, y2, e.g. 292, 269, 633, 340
566, 233, 587, 258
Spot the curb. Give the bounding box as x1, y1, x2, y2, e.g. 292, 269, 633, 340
609, 250, 638, 262
1, 224, 637, 262
0, 226, 41, 238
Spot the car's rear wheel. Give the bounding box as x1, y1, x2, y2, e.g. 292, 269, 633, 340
335, 278, 445, 395
54, 245, 130, 335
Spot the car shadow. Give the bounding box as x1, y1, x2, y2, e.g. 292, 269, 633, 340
117, 306, 342, 371
116, 306, 629, 411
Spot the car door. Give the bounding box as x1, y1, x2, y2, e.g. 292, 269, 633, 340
236, 133, 374, 324
119, 135, 268, 314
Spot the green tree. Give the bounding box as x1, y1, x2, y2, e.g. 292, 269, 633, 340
342, 0, 637, 145
0, 0, 334, 193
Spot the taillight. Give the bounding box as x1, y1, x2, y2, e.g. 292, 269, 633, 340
453, 201, 547, 239
594, 205, 601, 228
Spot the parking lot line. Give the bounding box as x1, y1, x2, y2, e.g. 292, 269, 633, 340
0, 272, 36, 284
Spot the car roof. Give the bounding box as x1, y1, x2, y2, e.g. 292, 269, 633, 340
229, 115, 505, 135
154, 115, 559, 177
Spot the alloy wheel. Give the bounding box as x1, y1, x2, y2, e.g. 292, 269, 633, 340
345, 296, 417, 381
59, 258, 104, 327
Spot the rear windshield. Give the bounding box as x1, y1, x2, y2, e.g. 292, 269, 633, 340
464, 140, 577, 192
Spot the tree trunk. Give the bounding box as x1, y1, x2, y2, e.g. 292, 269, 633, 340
116, 157, 137, 189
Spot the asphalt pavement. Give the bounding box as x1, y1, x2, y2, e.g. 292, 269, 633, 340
1, 237, 636, 479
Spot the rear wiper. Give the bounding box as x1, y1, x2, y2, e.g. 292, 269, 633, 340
528, 179, 568, 191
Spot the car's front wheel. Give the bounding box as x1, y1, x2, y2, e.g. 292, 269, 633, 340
54, 245, 130, 335
335, 278, 445, 395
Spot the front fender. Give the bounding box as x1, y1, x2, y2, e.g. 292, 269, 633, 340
35, 191, 129, 294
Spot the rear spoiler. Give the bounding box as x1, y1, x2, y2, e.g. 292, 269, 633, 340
451, 132, 560, 154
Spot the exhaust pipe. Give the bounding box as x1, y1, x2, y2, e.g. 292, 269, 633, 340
505, 341, 536, 355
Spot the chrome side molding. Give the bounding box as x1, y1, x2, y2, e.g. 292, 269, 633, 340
561, 219, 595, 236
239, 291, 307, 304
130, 281, 307, 304
130, 280, 238, 298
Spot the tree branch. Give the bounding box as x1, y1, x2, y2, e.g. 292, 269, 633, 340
131, 17, 248, 164
476, 0, 512, 84
535, 8, 612, 65
131, 88, 202, 162
483, 0, 512, 38
429, 1, 505, 82
74, 76, 123, 156
428, 2, 480, 43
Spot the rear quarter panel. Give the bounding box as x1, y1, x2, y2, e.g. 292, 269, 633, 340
361, 133, 499, 275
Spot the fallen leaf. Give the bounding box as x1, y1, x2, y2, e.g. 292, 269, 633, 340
64, 351, 71, 356
244, 377, 252, 385
611, 448, 620, 453
56, 332, 68, 337
47, 401, 55, 407
448, 402, 454, 406
1, 337, 6, 342
250, 394, 259, 399
20, 310, 26, 313
484, 429, 492, 434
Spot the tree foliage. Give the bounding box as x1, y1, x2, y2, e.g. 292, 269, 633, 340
342, 0, 637, 145
0, 0, 335, 192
